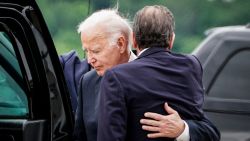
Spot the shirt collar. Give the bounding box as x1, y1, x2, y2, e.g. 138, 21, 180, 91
128, 51, 137, 62
137, 48, 149, 57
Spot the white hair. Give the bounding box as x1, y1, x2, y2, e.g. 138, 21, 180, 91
77, 9, 132, 51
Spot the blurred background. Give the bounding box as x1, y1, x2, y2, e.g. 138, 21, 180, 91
36, 0, 250, 58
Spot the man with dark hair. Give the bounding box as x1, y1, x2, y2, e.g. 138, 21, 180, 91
97, 5, 220, 141
133, 5, 175, 50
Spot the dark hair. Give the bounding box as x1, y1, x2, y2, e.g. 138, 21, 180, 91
133, 5, 175, 49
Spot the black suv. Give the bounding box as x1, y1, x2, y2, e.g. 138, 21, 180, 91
0, 0, 74, 141
0, 0, 250, 141
193, 24, 250, 141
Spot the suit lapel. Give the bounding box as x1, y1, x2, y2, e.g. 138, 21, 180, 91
95, 74, 102, 112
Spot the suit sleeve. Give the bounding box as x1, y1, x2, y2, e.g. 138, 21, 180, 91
186, 116, 220, 141
73, 76, 87, 141
58, 50, 75, 69
97, 70, 127, 141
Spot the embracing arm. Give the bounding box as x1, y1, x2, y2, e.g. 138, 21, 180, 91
140, 103, 220, 141
186, 117, 220, 141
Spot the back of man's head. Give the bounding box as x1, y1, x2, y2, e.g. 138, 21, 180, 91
133, 5, 175, 50
77, 9, 132, 49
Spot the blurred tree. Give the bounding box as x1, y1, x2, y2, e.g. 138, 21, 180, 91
37, 0, 89, 58
36, 0, 250, 57
92, 0, 111, 10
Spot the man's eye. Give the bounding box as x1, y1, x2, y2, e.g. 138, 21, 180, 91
92, 50, 100, 54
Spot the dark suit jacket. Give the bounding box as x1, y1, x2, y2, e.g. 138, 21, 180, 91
97, 47, 220, 141
74, 70, 102, 141
59, 50, 91, 113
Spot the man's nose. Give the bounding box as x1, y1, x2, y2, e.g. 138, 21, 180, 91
87, 54, 96, 64
87, 58, 95, 64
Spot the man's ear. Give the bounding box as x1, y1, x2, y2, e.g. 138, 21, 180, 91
168, 33, 175, 50
117, 36, 126, 53
132, 32, 142, 55
132, 32, 138, 50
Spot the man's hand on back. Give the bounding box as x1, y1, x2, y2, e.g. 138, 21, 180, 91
140, 103, 185, 138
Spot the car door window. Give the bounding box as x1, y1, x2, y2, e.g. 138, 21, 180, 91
0, 31, 28, 117
208, 49, 250, 100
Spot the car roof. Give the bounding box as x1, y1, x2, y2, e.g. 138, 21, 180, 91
192, 23, 250, 64
204, 23, 250, 36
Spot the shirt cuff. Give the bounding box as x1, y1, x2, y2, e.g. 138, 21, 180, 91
176, 121, 190, 141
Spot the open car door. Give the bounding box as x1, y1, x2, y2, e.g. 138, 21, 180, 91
0, 0, 74, 141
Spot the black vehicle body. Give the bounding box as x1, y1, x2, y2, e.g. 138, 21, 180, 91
0, 0, 74, 141
193, 24, 250, 141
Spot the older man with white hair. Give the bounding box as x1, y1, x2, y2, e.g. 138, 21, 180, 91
73, 9, 136, 141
